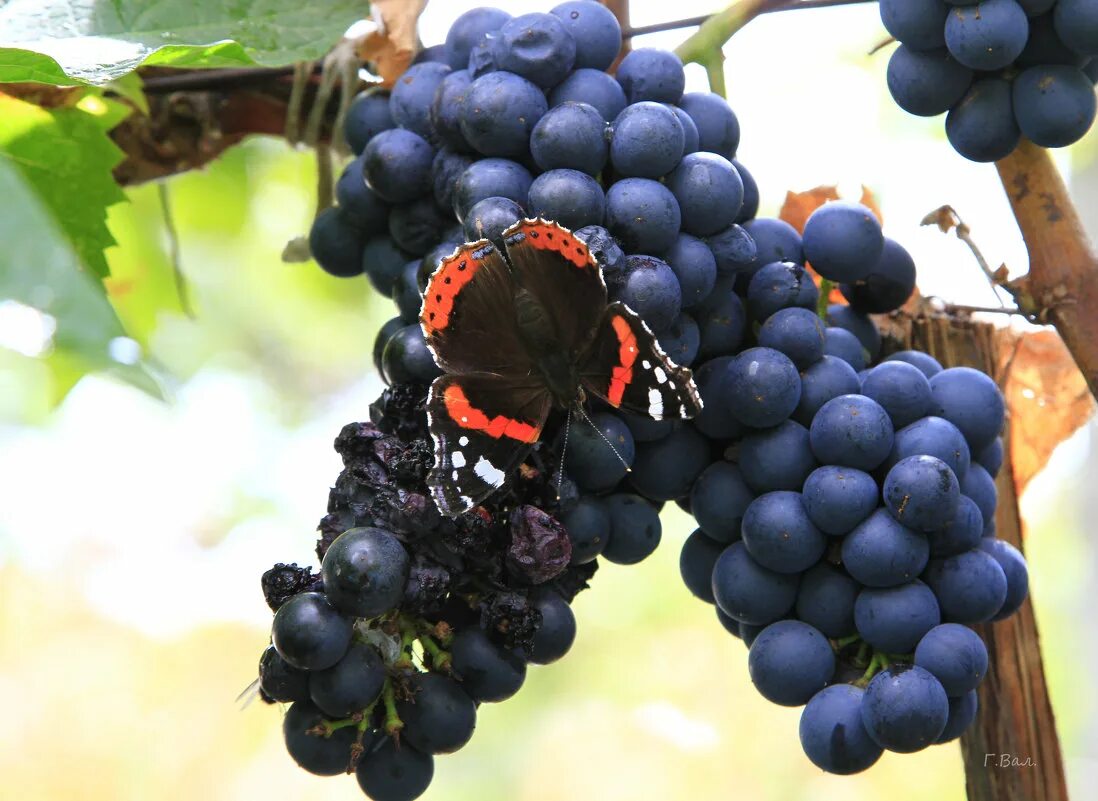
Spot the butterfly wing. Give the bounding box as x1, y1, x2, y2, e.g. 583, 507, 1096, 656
426, 373, 553, 517
421, 239, 533, 375
501, 218, 608, 356
580, 302, 703, 420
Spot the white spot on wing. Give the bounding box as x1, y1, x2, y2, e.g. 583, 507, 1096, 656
474, 456, 506, 486
648, 388, 663, 417
451, 451, 466, 468
654, 366, 667, 384
642, 359, 652, 369
459, 436, 469, 446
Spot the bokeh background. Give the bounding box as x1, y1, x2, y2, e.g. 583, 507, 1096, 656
2, 1, 1097, 799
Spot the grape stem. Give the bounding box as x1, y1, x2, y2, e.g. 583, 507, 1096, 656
921, 205, 1012, 308
816, 279, 834, 319
854, 652, 889, 687
419, 635, 452, 673
382, 679, 403, 738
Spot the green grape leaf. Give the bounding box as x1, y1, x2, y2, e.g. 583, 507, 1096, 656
0, 93, 128, 278
0, 0, 368, 86
0, 156, 162, 400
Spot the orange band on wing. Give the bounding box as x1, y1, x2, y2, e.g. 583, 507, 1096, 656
515, 221, 593, 269
443, 384, 541, 443
421, 249, 483, 334
607, 314, 638, 406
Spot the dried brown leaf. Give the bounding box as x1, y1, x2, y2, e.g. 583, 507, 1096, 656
778, 186, 839, 234
357, 0, 428, 87
921, 204, 959, 234
996, 328, 1096, 493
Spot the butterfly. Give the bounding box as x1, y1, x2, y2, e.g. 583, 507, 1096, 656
420, 218, 702, 517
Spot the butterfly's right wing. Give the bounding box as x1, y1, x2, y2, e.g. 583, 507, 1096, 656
420, 239, 533, 375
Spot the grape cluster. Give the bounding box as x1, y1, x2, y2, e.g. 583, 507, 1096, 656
265, 2, 1031, 794
880, 0, 1098, 160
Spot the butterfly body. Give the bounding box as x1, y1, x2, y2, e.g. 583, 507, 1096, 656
420, 219, 702, 517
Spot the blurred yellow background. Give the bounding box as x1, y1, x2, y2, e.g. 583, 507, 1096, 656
2, 2, 1097, 800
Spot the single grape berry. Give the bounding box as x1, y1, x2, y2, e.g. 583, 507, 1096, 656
398, 672, 478, 755
309, 641, 386, 718
321, 527, 411, 619
271, 591, 353, 671
862, 665, 950, 753
450, 626, 527, 702
283, 700, 357, 775
800, 684, 883, 774
356, 738, 435, 801
748, 620, 836, 707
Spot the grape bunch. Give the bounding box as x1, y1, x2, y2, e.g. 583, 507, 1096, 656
880, 0, 1098, 161
262, 2, 1030, 794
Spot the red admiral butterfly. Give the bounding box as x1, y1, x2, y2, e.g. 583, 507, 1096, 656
420, 218, 702, 517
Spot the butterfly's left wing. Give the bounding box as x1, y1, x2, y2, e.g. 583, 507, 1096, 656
426, 373, 553, 517
579, 302, 702, 420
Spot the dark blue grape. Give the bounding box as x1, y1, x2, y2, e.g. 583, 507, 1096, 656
945, 0, 1029, 70
430, 69, 474, 152
727, 347, 802, 428
717, 607, 741, 636
460, 71, 548, 157
657, 312, 701, 366
309, 641, 385, 718
450, 626, 526, 702
743, 217, 804, 268
793, 355, 861, 427
322, 527, 411, 618
756, 307, 825, 370
979, 538, 1029, 619
561, 495, 609, 564
800, 685, 883, 774
663, 235, 717, 310
575, 224, 625, 275
551, 0, 622, 70
739, 420, 818, 494
694, 281, 748, 362
527, 168, 605, 230
388, 197, 448, 256
604, 178, 682, 254
889, 416, 971, 480
384, 324, 441, 384
1055, 0, 1098, 56
259, 645, 310, 703
946, 78, 1020, 162
601, 492, 662, 564
929, 366, 1006, 453
528, 590, 577, 663
618, 410, 677, 442
809, 394, 894, 471
742, 491, 827, 574
665, 152, 744, 236
802, 465, 879, 536
961, 463, 997, 527
616, 48, 686, 103
390, 62, 451, 138
879, 0, 949, 50
374, 316, 404, 377
883, 455, 960, 532
356, 738, 434, 801
564, 410, 634, 491
431, 148, 474, 212
855, 580, 941, 653
1018, 12, 1087, 68
272, 592, 352, 671
976, 437, 1004, 478
803, 201, 883, 283
398, 672, 477, 754
823, 326, 867, 372
678, 91, 740, 158
746, 261, 819, 322
733, 160, 759, 222
548, 68, 627, 121
671, 105, 700, 154
862, 665, 949, 753
884, 350, 943, 378
860, 361, 934, 430
309, 207, 366, 278
466, 34, 497, 78
344, 89, 394, 155
335, 155, 389, 237
463, 196, 524, 245
924, 548, 1008, 623
936, 690, 979, 743
629, 425, 709, 501
609, 254, 683, 333
796, 563, 860, 638
826, 304, 881, 361
393, 260, 422, 324
452, 158, 533, 222
914, 622, 988, 696
444, 7, 512, 70
712, 541, 800, 625
283, 700, 355, 775
418, 237, 464, 290
680, 528, 725, 603
842, 508, 930, 587
840, 237, 918, 314
927, 494, 984, 557
706, 222, 757, 276
413, 44, 447, 65
748, 620, 835, 706
886, 46, 974, 117
690, 461, 755, 543
364, 129, 435, 204
491, 12, 576, 89
529, 101, 608, 175
610, 101, 685, 178
740, 623, 765, 647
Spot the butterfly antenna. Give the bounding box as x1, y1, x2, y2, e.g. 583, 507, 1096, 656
575, 405, 632, 472
556, 407, 573, 501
